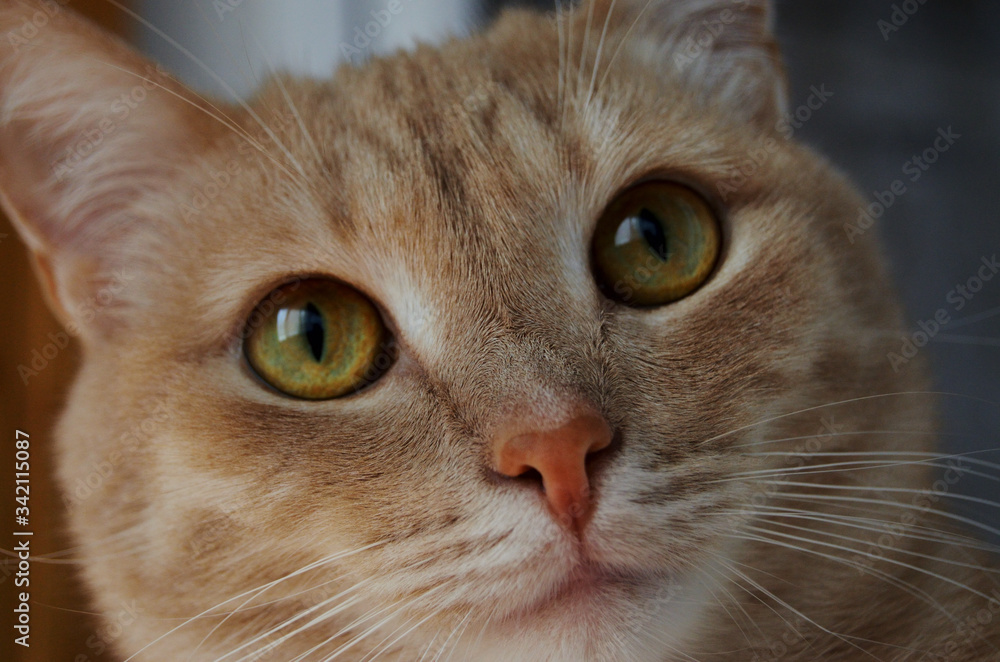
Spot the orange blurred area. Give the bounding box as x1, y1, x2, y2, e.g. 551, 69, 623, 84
1, 5, 132, 661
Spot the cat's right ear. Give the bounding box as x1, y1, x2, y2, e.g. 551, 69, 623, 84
581, 0, 787, 127
0, 1, 214, 338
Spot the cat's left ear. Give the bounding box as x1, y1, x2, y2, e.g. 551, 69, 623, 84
582, 0, 787, 126
0, 2, 217, 338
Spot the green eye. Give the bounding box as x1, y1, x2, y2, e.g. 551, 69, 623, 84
592, 182, 721, 307
244, 279, 389, 400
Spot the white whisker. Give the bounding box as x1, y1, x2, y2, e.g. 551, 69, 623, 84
124, 541, 386, 661
103, 0, 313, 182
714, 557, 891, 660
575, 0, 597, 113
698, 392, 1000, 448
583, 0, 618, 115
595, 0, 658, 95
723, 505, 1000, 554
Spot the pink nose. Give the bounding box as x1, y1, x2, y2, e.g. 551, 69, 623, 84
492, 413, 613, 532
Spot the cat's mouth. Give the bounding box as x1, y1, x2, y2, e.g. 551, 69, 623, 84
512, 562, 651, 620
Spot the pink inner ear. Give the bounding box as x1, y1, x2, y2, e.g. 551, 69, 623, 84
579, 0, 786, 126
0, 64, 193, 253
0, 3, 218, 333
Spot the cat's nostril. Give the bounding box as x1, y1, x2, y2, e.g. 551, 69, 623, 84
511, 466, 545, 489
492, 412, 613, 533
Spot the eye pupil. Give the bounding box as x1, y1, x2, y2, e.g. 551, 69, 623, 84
302, 302, 326, 363
636, 209, 669, 261
245, 279, 390, 400
592, 182, 721, 307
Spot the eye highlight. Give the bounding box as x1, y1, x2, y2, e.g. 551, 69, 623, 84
592, 182, 721, 307
244, 279, 389, 400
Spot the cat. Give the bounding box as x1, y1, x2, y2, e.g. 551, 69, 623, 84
2, 0, 999, 659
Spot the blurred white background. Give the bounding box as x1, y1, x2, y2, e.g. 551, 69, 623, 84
137, 0, 476, 99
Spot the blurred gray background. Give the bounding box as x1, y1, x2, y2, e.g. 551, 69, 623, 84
137, 0, 1000, 536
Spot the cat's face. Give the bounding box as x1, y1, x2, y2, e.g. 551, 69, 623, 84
1, 1, 934, 660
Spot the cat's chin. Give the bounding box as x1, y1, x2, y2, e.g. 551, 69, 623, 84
451, 563, 702, 662
460, 504, 712, 628
518, 563, 643, 617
